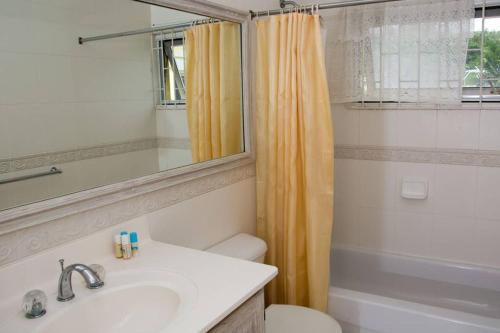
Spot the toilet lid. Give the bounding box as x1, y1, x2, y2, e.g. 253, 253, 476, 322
265, 305, 342, 333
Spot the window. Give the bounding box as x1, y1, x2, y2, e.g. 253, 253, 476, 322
464, 6, 500, 102
154, 35, 186, 106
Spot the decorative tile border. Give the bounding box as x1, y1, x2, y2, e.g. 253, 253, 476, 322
0, 162, 255, 266
0, 137, 192, 174
335, 145, 500, 167
157, 137, 191, 150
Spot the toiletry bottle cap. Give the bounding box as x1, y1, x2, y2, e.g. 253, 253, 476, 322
121, 234, 130, 244
114, 235, 121, 243
120, 231, 128, 236
130, 232, 138, 242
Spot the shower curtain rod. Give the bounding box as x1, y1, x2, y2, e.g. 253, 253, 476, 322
78, 19, 220, 45
250, 0, 404, 18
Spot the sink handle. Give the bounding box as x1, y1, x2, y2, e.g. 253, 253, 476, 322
22, 290, 47, 319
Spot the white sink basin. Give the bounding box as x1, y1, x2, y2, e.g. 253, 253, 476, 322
0, 269, 198, 333
40, 285, 180, 333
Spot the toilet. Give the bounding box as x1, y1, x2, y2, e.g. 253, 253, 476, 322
206, 233, 342, 333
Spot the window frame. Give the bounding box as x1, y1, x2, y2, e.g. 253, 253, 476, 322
155, 35, 187, 107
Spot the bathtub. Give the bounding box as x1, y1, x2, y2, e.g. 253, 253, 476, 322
328, 246, 500, 333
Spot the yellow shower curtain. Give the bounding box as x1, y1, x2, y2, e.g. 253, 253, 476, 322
255, 13, 334, 312
185, 22, 242, 163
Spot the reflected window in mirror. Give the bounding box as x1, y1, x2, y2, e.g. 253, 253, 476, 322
155, 36, 186, 106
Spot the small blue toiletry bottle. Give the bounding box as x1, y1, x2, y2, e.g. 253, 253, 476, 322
130, 232, 139, 256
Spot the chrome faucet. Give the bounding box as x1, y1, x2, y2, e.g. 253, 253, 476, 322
57, 259, 104, 302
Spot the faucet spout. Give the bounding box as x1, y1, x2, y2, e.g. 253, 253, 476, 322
57, 263, 104, 302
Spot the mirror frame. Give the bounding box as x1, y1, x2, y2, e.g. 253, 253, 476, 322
0, 0, 253, 234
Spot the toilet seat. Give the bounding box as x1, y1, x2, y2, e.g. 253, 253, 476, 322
265, 304, 342, 333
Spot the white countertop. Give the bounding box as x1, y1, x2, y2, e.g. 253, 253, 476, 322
0, 218, 277, 333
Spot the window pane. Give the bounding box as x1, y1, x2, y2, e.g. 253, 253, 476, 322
464, 14, 500, 100
481, 17, 500, 96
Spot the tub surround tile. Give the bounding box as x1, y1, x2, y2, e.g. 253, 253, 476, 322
397, 110, 437, 148
358, 207, 397, 252
359, 160, 396, 209
479, 110, 500, 151
332, 105, 360, 145
334, 159, 361, 207
333, 154, 500, 270
333, 107, 500, 270
430, 215, 480, 265
476, 167, 500, 221
359, 110, 399, 147
393, 212, 433, 258
437, 110, 480, 150
434, 165, 477, 217
333, 203, 360, 247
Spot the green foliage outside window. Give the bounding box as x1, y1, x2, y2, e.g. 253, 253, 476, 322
465, 30, 500, 93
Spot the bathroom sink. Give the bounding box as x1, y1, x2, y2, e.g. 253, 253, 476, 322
40, 285, 180, 333
33, 269, 197, 333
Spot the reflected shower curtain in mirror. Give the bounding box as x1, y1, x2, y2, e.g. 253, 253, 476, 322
185, 22, 242, 163
256, 13, 334, 312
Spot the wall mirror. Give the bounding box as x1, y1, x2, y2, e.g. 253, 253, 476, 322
0, 0, 247, 212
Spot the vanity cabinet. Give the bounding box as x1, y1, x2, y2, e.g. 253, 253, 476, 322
209, 290, 265, 333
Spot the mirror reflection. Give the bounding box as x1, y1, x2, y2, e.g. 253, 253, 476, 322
0, 0, 244, 211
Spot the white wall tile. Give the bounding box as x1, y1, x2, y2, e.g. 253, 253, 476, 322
358, 207, 396, 252
434, 165, 477, 217
358, 160, 396, 209
157, 108, 190, 139
476, 167, 500, 220
430, 215, 479, 264
479, 110, 500, 151
437, 110, 480, 149
333, 203, 359, 247
332, 104, 360, 145
397, 110, 436, 148
6, 104, 49, 157
395, 162, 436, 213
393, 212, 433, 258
0, 52, 40, 105
475, 219, 500, 268
360, 110, 398, 146
334, 159, 361, 207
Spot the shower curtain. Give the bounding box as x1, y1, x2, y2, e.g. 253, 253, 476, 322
185, 22, 242, 163
255, 12, 334, 312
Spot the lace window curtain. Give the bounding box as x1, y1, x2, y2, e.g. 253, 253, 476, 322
324, 0, 475, 104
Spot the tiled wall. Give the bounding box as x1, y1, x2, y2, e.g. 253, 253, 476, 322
0, 0, 156, 160
156, 108, 192, 170
332, 104, 500, 269
0, 0, 157, 209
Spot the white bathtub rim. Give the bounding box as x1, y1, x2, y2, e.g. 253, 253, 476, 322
332, 245, 500, 292
329, 286, 500, 333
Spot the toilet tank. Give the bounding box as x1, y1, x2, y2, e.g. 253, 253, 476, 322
206, 233, 267, 263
